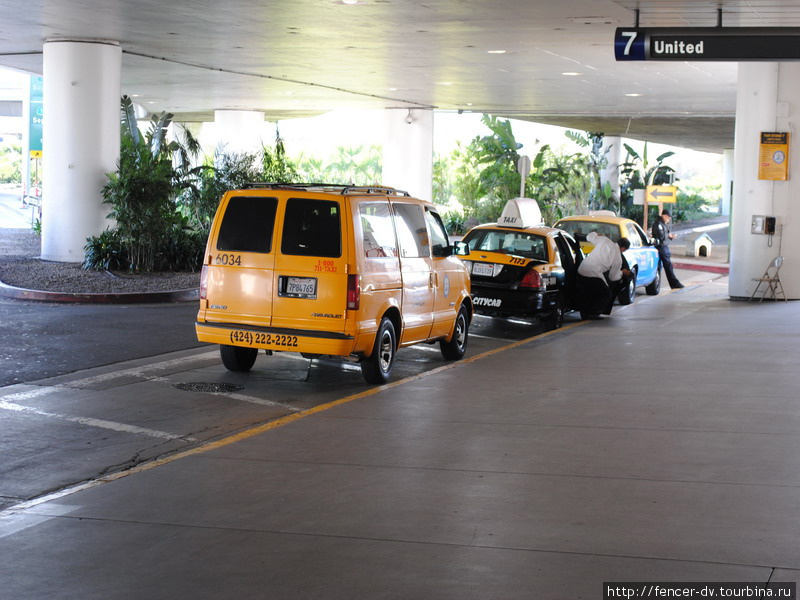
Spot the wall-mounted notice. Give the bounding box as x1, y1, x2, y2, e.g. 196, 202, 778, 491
758, 132, 789, 181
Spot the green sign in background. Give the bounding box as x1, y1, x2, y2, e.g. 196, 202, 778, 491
29, 76, 43, 156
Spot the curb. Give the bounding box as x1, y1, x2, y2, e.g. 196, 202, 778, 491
0, 280, 199, 304
672, 261, 729, 275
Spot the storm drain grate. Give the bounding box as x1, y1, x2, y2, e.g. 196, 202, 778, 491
174, 382, 245, 393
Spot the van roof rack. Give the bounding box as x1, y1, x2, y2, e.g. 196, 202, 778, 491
341, 185, 410, 196
242, 182, 345, 190
242, 182, 410, 196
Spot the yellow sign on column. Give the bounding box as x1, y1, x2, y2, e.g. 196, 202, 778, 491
758, 132, 789, 181
645, 185, 677, 203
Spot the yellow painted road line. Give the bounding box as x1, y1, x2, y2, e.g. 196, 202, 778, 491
0, 320, 585, 518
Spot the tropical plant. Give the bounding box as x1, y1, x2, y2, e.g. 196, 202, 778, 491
0, 141, 22, 184
565, 131, 615, 212
619, 142, 676, 218
83, 228, 128, 271
88, 96, 204, 272
296, 145, 381, 185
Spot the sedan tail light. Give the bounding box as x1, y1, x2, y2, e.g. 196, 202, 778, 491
519, 268, 541, 289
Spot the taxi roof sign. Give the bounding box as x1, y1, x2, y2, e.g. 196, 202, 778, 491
497, 197, 543, 228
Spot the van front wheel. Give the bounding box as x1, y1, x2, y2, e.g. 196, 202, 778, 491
220, 345, 258, 372
361, 318, 396, 384
440, 305, 469, 360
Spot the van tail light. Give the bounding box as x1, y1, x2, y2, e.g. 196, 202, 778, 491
519, 268, 541, 290
347, 274, 361, 310
200, 265, 208, 300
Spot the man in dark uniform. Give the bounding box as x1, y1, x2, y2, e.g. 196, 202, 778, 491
651, 208, 684, 289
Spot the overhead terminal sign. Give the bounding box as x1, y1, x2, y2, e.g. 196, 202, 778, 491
615, 27, 800, 61
646, 185, 677, 204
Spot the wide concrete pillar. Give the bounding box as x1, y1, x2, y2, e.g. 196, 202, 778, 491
382, 108, 433, 200
42, 39, 121, 262
721, 148, 734, 216
729, 63, 800, 299
213, 110, 266, 154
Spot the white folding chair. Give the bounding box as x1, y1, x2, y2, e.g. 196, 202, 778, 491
750, 256, 786, 302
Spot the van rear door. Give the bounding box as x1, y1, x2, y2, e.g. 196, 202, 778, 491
271, 196, 349, 334
203, 194, 278, 328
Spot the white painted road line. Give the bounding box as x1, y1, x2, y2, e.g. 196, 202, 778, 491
65, 351, 220, 388
0, 399, 197, 441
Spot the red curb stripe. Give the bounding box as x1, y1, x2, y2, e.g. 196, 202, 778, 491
673, 261, 729, 275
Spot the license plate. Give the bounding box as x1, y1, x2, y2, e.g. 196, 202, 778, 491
282, 276, 317, 298
472, 262, 495, 277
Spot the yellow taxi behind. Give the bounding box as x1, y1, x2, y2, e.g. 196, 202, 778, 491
554, 211, 661, 304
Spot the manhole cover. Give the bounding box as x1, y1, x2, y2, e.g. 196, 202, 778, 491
174, 382, 245, 393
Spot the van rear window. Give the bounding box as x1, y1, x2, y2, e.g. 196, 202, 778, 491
217, 196, 278, 253
281, 198, 341, 257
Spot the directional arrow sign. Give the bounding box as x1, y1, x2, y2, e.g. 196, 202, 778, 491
646, 185, 677, 203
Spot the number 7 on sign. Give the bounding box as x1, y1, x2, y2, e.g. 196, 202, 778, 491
614, 29, 645, 61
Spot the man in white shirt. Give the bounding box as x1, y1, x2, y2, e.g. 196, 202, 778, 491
576, 232, 632, 320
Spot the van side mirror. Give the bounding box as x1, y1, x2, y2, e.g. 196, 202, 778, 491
433, 241, 470, 257
454, 241, 470, 256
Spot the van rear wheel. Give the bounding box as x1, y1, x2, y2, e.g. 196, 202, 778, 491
361, 318, 396, 384
440, 305, 469, 360
220, 345, 258, 372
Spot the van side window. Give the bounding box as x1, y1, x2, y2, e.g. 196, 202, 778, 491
392, 203, 429, 258
424, 209, 449, 256
360, 202, 397, 258
217, 196, 278, 253
281, 198, 341, 257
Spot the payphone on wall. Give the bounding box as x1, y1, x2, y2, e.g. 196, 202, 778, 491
751, 215, 776, 235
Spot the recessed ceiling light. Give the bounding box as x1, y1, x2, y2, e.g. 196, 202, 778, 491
625, 93, 643, 97
437, 81, 453, 86
487, 49, 507, 54
562, 72, 582, 76
388, 87, 398, 91
466, 103, 473, 106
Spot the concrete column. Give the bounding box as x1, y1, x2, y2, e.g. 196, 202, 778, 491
213, 110, 266, 154
41, 39, 121, 262
382, 108, 433, 200
721, 148, 734, 216
729, 62, 800, 299
601, 136, 621, 211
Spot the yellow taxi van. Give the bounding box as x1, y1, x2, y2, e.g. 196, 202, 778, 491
196, 183, 473, 384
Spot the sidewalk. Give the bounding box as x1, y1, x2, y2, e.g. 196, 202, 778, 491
2, 270, 797, 598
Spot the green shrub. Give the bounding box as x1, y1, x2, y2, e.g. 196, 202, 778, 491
83, 229, 128, 271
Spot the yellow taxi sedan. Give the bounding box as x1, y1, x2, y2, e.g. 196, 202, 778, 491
461, 198, 583, 329
554, 211, 661, 304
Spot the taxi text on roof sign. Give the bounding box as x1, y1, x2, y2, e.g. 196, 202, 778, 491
614, 27, 800, 61
497, 197, 544, 229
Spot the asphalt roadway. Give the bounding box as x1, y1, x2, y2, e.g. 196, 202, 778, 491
0, 264, 719, 512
